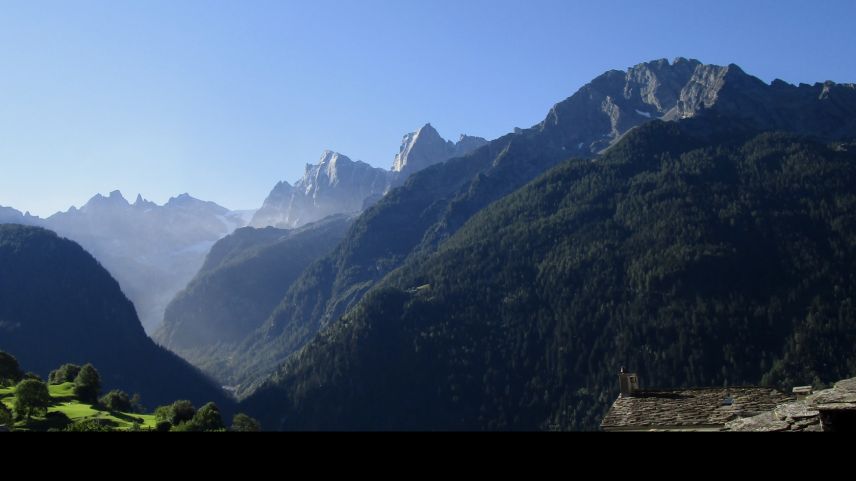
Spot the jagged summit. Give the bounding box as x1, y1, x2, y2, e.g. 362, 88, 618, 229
81, 190, 130, 211
301, 151, 381, 187
317, 149, 346, 163
165, 192, 195, 207
252, 148, 389, 229
133, 193, 157, 209
391, 123, 487, 176
168, 192, 193, 202
300, 151, 377, 192
70, 191, 227, 215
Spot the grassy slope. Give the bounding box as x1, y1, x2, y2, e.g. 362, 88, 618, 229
0, 382, 156, 431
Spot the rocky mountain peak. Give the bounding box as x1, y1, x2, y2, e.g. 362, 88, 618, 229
317, 150, 345, 166
252, 149, 389, 229
164, 194, 230, 216
536, 58, 856, 155
133, 194, 157, 209
455, 134, 490, 154
391, 123, 487, 176
417, 123, 443, 140
82, 190, 130, 211
299, 151, 362, 191
165, 193, 195, 207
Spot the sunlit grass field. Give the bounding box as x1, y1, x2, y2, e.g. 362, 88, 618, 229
0, 382, 156, 431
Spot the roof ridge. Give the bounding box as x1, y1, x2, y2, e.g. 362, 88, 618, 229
636, 385, 777, 393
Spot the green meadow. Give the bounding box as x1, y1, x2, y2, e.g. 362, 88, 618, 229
0, 382, 156, 431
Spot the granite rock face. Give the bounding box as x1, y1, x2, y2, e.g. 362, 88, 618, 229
540, 57, 856, 154
391, 124, 487, 180
251, 151, 390, 228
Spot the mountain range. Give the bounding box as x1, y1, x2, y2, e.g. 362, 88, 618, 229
39, 192, 251, 333
250, 124, 487, 229
3, 57, 856, 431
0, 124, 484, 336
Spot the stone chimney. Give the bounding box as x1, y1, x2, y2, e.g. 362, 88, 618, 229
793, 386, 813, 401
618, 367, 639, 397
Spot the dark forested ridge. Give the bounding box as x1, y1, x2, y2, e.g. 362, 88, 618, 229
0, 225, 233, 409
242, 120, 856, 430
155, 215, 353, 382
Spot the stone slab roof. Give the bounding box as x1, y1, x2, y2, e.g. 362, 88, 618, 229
601, 386, 793, 431
726, 377, 856, 432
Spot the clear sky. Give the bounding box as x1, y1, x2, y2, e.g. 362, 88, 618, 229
1, 0, 855, 216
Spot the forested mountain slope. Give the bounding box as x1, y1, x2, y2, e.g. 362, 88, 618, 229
242, 121, 856, 430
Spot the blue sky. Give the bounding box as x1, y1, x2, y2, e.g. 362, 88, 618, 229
1, 0, 855, 216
